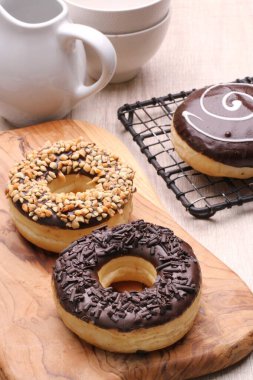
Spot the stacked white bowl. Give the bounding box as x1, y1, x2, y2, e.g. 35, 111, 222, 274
64, 0, 171, 83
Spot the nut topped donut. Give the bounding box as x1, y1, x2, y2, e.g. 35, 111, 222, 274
171, 82, 253, 178
52, 220, 202, 353
6, 138, 134, 253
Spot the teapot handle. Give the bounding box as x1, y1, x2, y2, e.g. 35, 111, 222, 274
58, 23, 116, 100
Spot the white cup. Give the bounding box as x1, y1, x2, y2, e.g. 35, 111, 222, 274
86, 12, 171, 83
65, 0, 171, 34
64, 0, 171, 82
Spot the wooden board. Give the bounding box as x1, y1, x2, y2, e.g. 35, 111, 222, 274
0, 120, 253, 380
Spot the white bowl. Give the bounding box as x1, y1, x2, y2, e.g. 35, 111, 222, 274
85, 12, 170, 83
64, 0, 170, 34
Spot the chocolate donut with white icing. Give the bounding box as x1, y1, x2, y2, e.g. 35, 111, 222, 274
171, 83, 253, 178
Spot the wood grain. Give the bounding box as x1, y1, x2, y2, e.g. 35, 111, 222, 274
1, 2, 253, 378
0, 120, 253, 380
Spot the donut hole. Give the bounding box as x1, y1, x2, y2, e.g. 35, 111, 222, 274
48, 174, 94, 193
97, 256, 157, 292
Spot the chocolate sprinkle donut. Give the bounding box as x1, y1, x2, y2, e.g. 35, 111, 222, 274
53, 220, 201, 332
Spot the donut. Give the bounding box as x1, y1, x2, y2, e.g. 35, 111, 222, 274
6, 138, 134, 253
52, 220, 202, 353
171, 83, 253, 178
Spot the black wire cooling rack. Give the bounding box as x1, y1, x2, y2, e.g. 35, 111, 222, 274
117, 76, 253, 219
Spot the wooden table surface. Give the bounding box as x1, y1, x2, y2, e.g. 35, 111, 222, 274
1, 1, 253, 379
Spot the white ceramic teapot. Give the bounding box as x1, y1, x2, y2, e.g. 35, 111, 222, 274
0, 0, 116, 126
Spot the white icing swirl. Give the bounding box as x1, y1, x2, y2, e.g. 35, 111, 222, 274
200, 83, 253, 121
182, 83, 253, 143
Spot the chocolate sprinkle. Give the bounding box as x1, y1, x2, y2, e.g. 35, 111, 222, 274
53, 220, 201, 332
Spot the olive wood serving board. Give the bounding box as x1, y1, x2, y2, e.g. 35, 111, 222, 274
0, 120, 253, 380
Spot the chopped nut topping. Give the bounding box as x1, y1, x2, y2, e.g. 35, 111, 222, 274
6, 138, 135, 229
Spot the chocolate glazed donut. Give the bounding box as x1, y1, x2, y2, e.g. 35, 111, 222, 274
52, 220, 202, 353
171, 83, 253, 178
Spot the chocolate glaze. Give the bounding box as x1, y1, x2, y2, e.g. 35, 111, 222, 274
53, 220, 201, 332
173, 83, 253, 167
